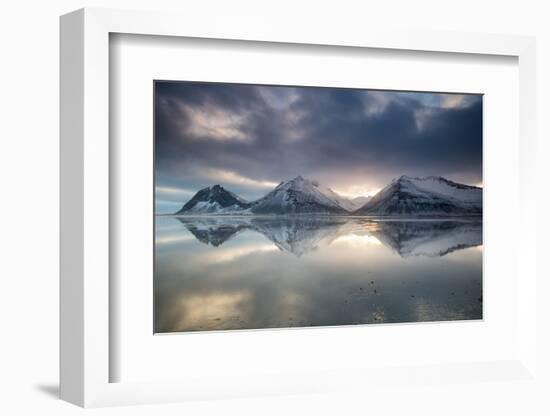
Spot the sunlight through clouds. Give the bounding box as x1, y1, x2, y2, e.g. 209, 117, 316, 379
439, 94, 478, 109
155, 185, 195, 197
333, 185, 381, 199
180, 103, 250, 142
204, 168, 279, 190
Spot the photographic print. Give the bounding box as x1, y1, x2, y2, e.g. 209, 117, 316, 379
154, 81, 483, 333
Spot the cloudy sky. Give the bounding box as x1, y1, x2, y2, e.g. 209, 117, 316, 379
155, 81, 482, 213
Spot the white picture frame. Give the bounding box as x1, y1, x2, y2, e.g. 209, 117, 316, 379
60, 7, 538, 407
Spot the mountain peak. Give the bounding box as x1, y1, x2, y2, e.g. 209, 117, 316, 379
210, 184, 228, 194
397, 174, 425, 182
287, 175, 306, 184
194, 184, 229, 197
251, 176, 349, 214
276, 176, 316, 190
174, 175, 482, 217
286, 176, 323, 188
175, 184, 250, 214
354, 175, 482, 216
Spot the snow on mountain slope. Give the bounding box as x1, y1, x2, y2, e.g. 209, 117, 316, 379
175, 185, 251, 214
350, 196, 372, 209
404, 176, 481, 208
312, 182, 358, 212
354, 176, 482, 216
173, 175, 482, 217
250, 176, 349, 214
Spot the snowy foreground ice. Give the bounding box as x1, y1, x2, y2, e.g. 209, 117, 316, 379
155, 216, 483, 333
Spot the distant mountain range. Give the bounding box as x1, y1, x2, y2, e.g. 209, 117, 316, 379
173, 175, 482, 216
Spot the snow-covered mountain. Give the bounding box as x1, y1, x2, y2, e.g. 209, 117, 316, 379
354, 176, 482, 216
175, 184, 251, 215
173, 175, 482, 217
350, 196, 372, 209
249, 176, 349, 214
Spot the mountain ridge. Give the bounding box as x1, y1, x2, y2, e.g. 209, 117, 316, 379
249, 176, 349, 215
353, 175, 482, 216
174, 184, 251, 215
172, 175, 482, 217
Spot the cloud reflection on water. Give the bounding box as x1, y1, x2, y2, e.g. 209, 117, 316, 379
155, 216, 482, 333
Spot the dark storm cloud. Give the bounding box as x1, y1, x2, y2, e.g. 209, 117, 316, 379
154, 81, 482, 209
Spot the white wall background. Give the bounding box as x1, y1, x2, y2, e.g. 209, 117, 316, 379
1, 1, 548, 415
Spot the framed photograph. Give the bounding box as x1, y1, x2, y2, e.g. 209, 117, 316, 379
153, 80, 484, 334
60, 8, 538, 407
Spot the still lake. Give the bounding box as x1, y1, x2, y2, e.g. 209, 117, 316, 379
154, 216, 482, 333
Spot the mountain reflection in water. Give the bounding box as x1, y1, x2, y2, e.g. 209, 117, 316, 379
155, 216, 482, 333
176, 216, 482, 258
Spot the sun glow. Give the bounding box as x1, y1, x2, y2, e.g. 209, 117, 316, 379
333, 185, 381, 199
204, 168, 279, 190
155, 186, 195, 196
171, 291, 251, 331
333, 233, 382, 247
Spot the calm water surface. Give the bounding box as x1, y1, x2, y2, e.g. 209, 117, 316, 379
154, 216, 482, 333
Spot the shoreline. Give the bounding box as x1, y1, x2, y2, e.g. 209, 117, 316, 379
157, 213, 483, 222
